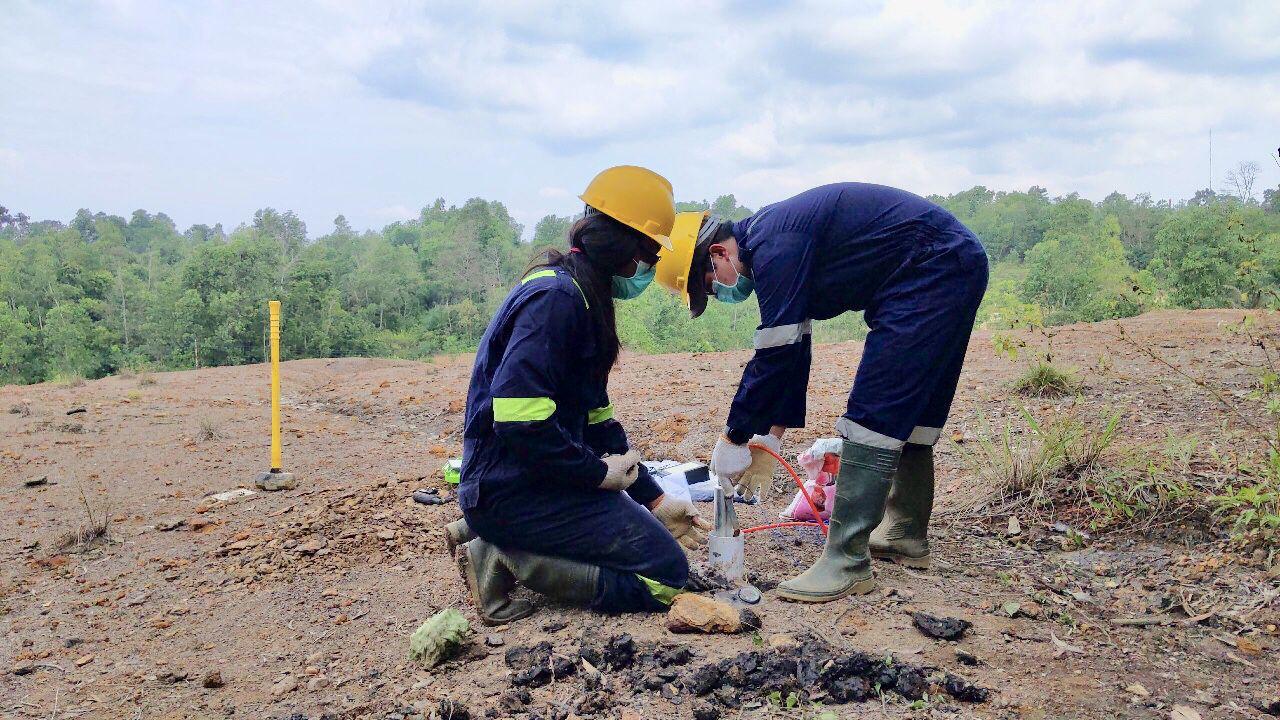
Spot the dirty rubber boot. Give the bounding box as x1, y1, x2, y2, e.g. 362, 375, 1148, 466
444, 518, 476, 556
457, 539, 536, 626
869, 443, 934, 569
776, 439, 900, 603
499, 548, 601, 609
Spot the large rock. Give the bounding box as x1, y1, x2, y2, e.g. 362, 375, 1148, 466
666, 594, 762, 634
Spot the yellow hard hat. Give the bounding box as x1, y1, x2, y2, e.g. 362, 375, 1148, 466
579, 166, 675, 250
655, 210, 707, 307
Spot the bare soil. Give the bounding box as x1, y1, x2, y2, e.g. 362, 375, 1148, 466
2, 310, 1278, 720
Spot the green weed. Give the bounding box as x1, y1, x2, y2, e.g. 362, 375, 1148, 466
1011, 361, 1081, 397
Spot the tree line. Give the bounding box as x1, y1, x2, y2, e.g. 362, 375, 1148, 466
1, 181, 1278, 385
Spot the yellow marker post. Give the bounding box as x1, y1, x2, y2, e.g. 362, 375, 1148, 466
269, 300, 282, 471
255, 300, 296, 491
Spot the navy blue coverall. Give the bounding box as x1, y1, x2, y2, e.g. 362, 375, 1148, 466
728, 183, 989, 448
458, 268, 688, 613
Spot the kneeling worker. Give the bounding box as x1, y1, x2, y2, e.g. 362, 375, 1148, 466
654, 183, 989, 602
452, 166, 711, 625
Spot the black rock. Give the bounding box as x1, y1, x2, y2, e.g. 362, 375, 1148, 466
819, 650, 876, 684
685, 664, 722, 695
505, 642, 575, 688
602, 633, 635, 669
870, 660, 898, 690
660, 682, 682, 702
652, 643, 693, 668
912, 611, 972, 641
712, 686, 740, 707
437, 699, 470, 720
1254, 698, 1280, 716
826, 675, 872, 703
956, 649, 980, 666
693, 701, 721, 720
943, 674, 990, 703
498, 688, 531, 713
575, 691, 612, 715
895, 668, 927, 700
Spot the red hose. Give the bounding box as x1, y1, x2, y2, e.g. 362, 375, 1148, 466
742, 521, 823, 534
742, 442, 829, 537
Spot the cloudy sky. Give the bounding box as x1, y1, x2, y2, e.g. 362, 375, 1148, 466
2, 1, 1277, 237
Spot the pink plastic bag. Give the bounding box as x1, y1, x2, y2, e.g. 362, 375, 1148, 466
781, 439, 842, 522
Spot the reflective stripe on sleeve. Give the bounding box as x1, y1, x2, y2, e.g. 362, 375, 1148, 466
637, 575, 682, 606
492, 397, 557, 422
753, 320, 812, 350
521, 269, 589, 309
907, 426, 942, 445
834, 417, 905, 450
521, 269, 556, 283
587, 404, 614, 424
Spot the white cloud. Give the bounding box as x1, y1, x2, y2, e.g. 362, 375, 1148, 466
0, 0, 1276, 233
371, 205, 415, 223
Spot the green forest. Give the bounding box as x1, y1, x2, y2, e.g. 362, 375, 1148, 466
2, 184, 1279, 386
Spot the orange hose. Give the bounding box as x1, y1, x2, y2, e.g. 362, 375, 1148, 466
743, 442, 829, 537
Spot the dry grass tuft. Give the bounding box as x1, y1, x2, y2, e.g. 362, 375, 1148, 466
136, 372, 157, 387
194, 416, 222, 442
56, 489, 115, 552
943, 408, 1196, 531
53, 372, 86, 388
1011, 361, 1081, 397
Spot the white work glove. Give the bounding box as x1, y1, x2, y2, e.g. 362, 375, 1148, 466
599, 450, 642, 492
651, 495, 713, 550
734, 434, 782, 502
709, 436, 752, 483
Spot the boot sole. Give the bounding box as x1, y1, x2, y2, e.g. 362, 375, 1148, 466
775, 577, 877, 603
456, 544, 536, 626
871, 550, 931, 570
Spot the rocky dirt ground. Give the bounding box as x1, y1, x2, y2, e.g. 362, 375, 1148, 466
2, 310, 1278, 720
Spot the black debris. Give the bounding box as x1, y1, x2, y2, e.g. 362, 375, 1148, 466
412, 489, 445, 505
912, 611, 972, 640
437, 699, 470, 720
692, 702, 721, 720
504, 642, 575, 688
943, 674, 991, 703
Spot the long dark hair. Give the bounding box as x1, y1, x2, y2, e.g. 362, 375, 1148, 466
525, 209, 656, 380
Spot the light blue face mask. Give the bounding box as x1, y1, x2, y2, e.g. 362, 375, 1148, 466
612, 260, 655, 300
712, 256, 755, 303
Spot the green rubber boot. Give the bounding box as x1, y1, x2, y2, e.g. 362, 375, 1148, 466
776, 439, 900, 603
457, 538, 536, 626
870, 443, 934, 569
444, 518, 476, 556
457, 539, 600, 626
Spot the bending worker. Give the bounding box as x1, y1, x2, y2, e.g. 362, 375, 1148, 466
654, 183, 988, 603
450, 166, 711, 625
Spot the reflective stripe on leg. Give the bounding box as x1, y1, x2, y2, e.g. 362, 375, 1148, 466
906, 426, 942, 445
835, 417, 906, 450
